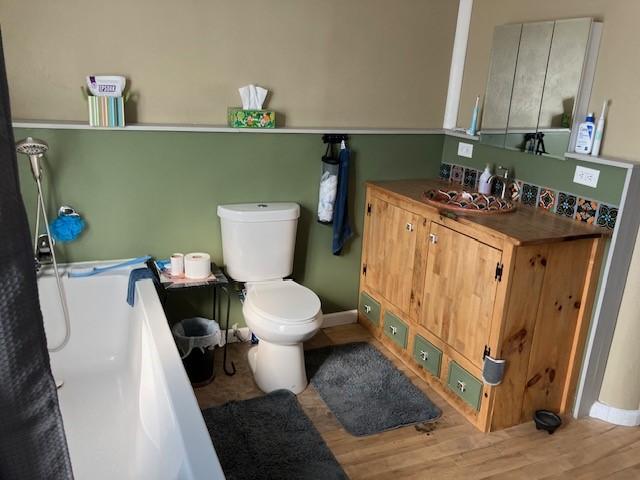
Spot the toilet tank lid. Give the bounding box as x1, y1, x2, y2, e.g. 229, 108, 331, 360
217, 203, 300, 222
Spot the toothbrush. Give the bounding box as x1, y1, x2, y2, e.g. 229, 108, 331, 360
467, 95, 480, 136
591, 100, 608, 157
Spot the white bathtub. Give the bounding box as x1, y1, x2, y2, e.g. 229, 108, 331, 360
38, 261, 224, 480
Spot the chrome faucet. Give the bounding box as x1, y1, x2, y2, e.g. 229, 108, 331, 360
488, 166, 521, 201
34, 234, 53, 272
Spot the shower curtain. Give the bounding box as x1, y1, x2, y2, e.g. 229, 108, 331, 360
0, 33, 74, 479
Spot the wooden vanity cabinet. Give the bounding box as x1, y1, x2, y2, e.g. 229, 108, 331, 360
358, 181, 606, 432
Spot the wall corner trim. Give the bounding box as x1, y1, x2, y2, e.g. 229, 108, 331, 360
443, 0, 473, 130
590, 401, 640, 427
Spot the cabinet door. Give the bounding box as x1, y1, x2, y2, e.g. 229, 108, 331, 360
420, 223, 502, 367
364, 196, 421, 314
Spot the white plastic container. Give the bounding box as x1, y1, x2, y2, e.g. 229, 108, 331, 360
478, 164, 493, 195
217, 203, 300, 282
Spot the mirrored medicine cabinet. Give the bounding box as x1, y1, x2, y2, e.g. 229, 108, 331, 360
477, 17, 602, 159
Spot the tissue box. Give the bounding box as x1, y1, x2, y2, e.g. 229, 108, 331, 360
227, 108, 276, 128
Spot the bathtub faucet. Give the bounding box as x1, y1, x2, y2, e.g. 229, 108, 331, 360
34, 233, 53, 272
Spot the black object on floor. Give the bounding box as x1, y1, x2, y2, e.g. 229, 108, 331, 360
202, 390, 348, 480
534, 409, 562, 434
306, 342, 442, 436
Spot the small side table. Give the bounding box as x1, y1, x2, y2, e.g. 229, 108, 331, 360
147, 260, 236, 377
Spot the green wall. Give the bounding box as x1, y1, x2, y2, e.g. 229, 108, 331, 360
15, 128, 629, 328
14, 128, 443, 325
441, 135, 627, 205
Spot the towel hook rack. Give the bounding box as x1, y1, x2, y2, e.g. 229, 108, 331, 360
322, 133, 348, 144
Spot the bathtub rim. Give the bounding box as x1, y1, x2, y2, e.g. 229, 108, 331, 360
136, 278, 224, 479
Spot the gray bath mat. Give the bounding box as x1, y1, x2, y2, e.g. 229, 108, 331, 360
202, 390, 347, 480
306, 342, 442, 436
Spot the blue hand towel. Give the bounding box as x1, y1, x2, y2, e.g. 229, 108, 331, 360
127, 267, 155, 306
332, 144, 353, 255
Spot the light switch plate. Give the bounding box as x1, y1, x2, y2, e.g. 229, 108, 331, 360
458, 142, 473, 158
573, 165, 600, 188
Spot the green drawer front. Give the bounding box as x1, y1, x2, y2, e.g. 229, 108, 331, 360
447, 361, 483, 411
383, 311, 408, 349
413, 335, 442, 377
359, 292, 380, 326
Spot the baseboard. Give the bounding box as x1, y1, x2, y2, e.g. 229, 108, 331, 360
589, 401, 640, 426
322, 309, 358, 328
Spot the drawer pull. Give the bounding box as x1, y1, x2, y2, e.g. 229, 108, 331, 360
390, 325, 398, 335
429, 233, 438, 244
364, 304, 372, 314
406, 222, 414, 232
420, 350, 429, 361
457, 380, 466, 393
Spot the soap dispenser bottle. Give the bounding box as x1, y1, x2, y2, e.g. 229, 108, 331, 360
478, 164, 492, 195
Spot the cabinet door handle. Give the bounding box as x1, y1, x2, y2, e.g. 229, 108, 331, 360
429, 233, 438, 244
457, 380, 466, 393
390, 325, 398, 335
364, 304, 372, 314
406, 223, 414, 232
420, 350, 429, 361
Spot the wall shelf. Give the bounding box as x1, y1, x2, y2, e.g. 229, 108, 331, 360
565, 152, 637, 169
443, 128, 480, 141
12, 120, 443, 136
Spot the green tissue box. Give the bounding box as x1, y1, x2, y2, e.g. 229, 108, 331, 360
227, 108, 276, 128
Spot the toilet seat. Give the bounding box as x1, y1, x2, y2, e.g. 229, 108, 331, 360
245, 280, 321, 325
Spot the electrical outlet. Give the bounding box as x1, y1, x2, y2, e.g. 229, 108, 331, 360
458, 142, 473, 158
573, 165, 600, 188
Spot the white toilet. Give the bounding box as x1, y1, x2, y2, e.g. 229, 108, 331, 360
217, 202, 323, 394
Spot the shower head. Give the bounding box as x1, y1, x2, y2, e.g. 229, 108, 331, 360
16, 137, 48, 180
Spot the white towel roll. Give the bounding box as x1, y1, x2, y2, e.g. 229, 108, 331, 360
170, 253, 184, 277
184, 253, 211, 279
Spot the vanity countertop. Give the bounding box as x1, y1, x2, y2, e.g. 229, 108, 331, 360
367, 179, 610, 246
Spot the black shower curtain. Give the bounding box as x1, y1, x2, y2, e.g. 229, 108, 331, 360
0, 34, 73, 479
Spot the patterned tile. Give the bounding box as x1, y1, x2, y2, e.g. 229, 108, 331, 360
596, 204, 619, 230
556, 192, 578, 218
463, 168, 478, 189
575, 198, 599, 224
451, 165, 464, 184
511, 180, 523, 202
538, 188, 556, 211
491, 178, 504, 197
439, 163, 452, 181
521, 184, 540, 207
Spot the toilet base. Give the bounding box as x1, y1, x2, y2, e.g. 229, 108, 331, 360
247, 340, 308, 394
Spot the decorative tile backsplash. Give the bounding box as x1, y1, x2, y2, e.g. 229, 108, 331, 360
438, 162, 619, 231
575, 198, 599, 225
596, 204, 618, 230
521, 184, 540, 207
556, 192, 577, 218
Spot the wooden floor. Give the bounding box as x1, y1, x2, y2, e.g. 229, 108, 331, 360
195, 324, 640, 479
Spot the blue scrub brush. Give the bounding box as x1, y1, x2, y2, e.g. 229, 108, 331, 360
50, 206, 86, 243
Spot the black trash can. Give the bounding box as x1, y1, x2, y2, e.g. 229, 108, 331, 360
172, 317, 220, 387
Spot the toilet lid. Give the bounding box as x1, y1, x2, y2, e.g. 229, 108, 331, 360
247, 281, 321, 324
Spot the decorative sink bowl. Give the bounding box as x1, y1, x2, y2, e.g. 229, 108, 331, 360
423, 189, 516, 215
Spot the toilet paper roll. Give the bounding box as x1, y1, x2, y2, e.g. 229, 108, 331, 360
170, 253, 184, 277
184, 252, 211, 279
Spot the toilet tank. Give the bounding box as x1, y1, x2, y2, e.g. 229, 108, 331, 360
217, 203, 300, 282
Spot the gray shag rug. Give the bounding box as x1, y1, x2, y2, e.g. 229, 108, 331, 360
306, 342, 442, 436
202, 389, 348, 480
